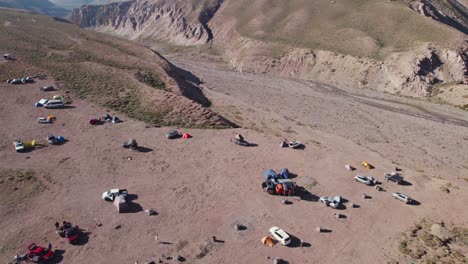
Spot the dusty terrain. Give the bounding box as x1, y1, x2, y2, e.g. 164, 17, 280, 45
1, 51, 467, 264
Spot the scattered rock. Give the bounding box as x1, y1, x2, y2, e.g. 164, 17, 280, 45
234, 224, 246, 231
114, 224, 121, 229
97, 223, 102, 227
316, 226, 323, 232
176, 255, 185, 262
440, 186, 450, 193
362, 193, 368, 199
12, 187, 19, 190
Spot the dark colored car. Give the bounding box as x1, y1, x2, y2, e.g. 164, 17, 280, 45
89, 118, 103, 125
166, 130, 180, 139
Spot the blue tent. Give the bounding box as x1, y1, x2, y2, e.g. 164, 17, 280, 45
263, 169, 278, 180
280, 168, 290, 179
56, 136, 65, 144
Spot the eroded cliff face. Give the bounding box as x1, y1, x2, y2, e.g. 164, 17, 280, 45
71, 0, 467, 101
70, 0, 216, 45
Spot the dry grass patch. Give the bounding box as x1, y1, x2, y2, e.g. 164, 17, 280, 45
0, 169, 44, 217
398, 219, 468, 263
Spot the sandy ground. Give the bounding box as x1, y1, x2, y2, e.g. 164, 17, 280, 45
0, 58, 467, 264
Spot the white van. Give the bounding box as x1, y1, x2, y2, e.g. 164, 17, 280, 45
44, 99, 64, 109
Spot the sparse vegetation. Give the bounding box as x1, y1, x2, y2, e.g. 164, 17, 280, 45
0, 10, 231, 128
0, 169, 44, 215
398, 219, 468, 263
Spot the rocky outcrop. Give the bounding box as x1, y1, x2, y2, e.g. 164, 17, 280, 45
404, 0, 468, 34
70, 0, 213, 45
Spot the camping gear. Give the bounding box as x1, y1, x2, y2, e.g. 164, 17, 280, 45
114, 195, 129, 213
52, 95, 63, 101
3, 54, 12, 60
34, 102, 43, 107
263, 169, 278, 180
123, 139, 138, 150
361, 161, 372, 169
104, 114, 112, 122
112, 116, 121, 123
235, 134, 244, 141
182, 133, 192, 139
56, 136, 65, 144
261, 236, 275, 247
166, 130, 180, 139
279, 168, 290, 179
262, 179, 276, 194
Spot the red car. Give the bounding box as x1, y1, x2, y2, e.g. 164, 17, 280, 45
89, 118, 103, 125
26, 243, 54, 262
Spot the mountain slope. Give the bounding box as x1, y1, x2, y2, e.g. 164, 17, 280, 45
50, 0, 127, 9
70, 0, 467, 101
0, 9, 234, 128
0, 0, 69, 17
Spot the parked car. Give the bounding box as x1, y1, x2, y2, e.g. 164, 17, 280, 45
269, 226, 291, 246
392, 192, 412, 204
319, 196, 341, 208
13, 140, 25, 152
166, 130, 180, 139
122, 138, 138, 150
25, 243, 54, 262
102, 189, 128, 201
44, 99, 64, 109
7, 79, 22, 84
21, 76, 34, 83
354, 174, 376, 185
38, 117, 53, 124
40, 85, 54, 91
89, 118, 103, 125
46, 134, 57, 144
384, 173, 403, 184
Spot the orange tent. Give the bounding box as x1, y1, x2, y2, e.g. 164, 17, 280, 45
261, 236, 275, 247
182, 133, 192, 139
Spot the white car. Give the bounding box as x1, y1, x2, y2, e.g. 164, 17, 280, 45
319, 196, 341, 208
13, 140, 24, 152
392, 192, 412, 204
37, 117, 52, 124
354, 175, 376, 185
269, 226, 291, 246
102, 189, 128, 201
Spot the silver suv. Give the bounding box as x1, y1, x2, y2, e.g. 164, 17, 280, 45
392, 192, 411, 204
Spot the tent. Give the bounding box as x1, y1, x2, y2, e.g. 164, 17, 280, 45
182, 133, 192, 139
114, 195, 128, 213
23, 139, 35, 148
56, 136, 65, 144
261, 236, 275, 247
279, 168, 290, 179
263, 169, 278, 180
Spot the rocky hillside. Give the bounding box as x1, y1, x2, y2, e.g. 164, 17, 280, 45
0, 0, 69, 17
0, 9, 234, 128
70, 0, 468, 103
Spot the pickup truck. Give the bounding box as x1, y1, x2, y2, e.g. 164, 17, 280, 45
384, 173, 403, 184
